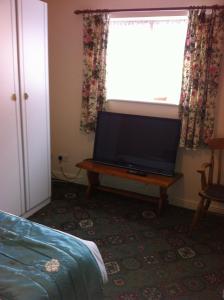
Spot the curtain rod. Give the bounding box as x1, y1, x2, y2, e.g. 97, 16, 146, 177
74, 5, 224, 14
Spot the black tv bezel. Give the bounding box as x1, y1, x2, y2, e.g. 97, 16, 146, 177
93, 111, 181, 177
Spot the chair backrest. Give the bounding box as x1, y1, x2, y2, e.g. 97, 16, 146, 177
208, 138, 224, 185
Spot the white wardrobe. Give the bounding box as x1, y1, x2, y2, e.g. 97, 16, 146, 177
0, 0, 51, 216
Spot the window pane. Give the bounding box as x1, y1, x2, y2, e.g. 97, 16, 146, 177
106, 16, 188, 104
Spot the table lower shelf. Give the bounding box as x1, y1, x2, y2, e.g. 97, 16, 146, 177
90, 184, 159, 204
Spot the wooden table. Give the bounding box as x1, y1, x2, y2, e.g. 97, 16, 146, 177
76, 159, 183, 215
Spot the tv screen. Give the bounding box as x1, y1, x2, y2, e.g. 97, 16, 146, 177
93, 111, 181, 176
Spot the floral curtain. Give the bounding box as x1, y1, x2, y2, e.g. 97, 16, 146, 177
80, 14, 109, 133
179, 9, 224, 149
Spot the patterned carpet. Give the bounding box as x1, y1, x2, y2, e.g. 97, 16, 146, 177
30, 181, 224, 300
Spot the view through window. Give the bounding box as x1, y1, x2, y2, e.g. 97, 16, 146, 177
106, 13, 188, 104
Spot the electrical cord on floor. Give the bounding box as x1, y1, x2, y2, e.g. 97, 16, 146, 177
59, 163, 81, 181
51, 175, 70, 184
51, 163, 82, 183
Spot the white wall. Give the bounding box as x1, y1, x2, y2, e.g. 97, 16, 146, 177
46, 0, 224, 213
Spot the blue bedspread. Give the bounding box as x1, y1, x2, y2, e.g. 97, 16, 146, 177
0, 211, 105, 300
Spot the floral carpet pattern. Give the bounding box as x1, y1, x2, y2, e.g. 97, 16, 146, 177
30, 181, 224, 300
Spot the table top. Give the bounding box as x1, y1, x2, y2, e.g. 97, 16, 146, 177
76, 159, 183, 188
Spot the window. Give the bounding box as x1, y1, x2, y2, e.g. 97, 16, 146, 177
106, 12, 188, 105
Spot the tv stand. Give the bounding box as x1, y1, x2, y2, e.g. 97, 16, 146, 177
76, 159, 183, 215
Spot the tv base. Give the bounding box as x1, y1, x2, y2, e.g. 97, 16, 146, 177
127, 169, 147, 176
76, 159, 183, 216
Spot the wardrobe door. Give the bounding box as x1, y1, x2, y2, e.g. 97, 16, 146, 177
0, 0, 25, 215
17, 0, 51, 210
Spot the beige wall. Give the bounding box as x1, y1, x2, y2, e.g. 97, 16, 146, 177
46, 0, 224, 213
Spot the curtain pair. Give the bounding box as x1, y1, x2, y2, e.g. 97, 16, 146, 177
80, 10, 224, 150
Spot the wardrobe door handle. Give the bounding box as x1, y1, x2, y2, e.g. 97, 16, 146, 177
24, 93, 29, 100
11, 93, 17, 101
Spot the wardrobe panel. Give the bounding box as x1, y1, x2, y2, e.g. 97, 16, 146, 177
17, 0, 51, 210
0, 0, 25, 215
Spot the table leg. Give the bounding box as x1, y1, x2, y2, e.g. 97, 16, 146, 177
87, 171, 100, 198
158, 187, 168, 215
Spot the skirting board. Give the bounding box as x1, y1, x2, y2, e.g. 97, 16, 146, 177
170, 197, 224, 215
53, 169, 224, 215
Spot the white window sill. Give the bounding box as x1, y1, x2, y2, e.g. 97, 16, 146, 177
106, 98, 179, 107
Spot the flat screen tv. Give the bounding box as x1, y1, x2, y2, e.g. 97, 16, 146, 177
93, 111, 181, 176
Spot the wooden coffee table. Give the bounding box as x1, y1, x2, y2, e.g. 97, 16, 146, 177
77, 159, 183, 215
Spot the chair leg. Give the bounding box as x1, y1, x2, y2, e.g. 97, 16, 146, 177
189, 196, 205, 233
201, 199, 211, 217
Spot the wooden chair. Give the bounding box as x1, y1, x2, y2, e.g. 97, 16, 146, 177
190, 138, 224, 232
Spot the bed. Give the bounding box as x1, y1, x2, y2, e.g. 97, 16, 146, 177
0, 210, 108, 300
